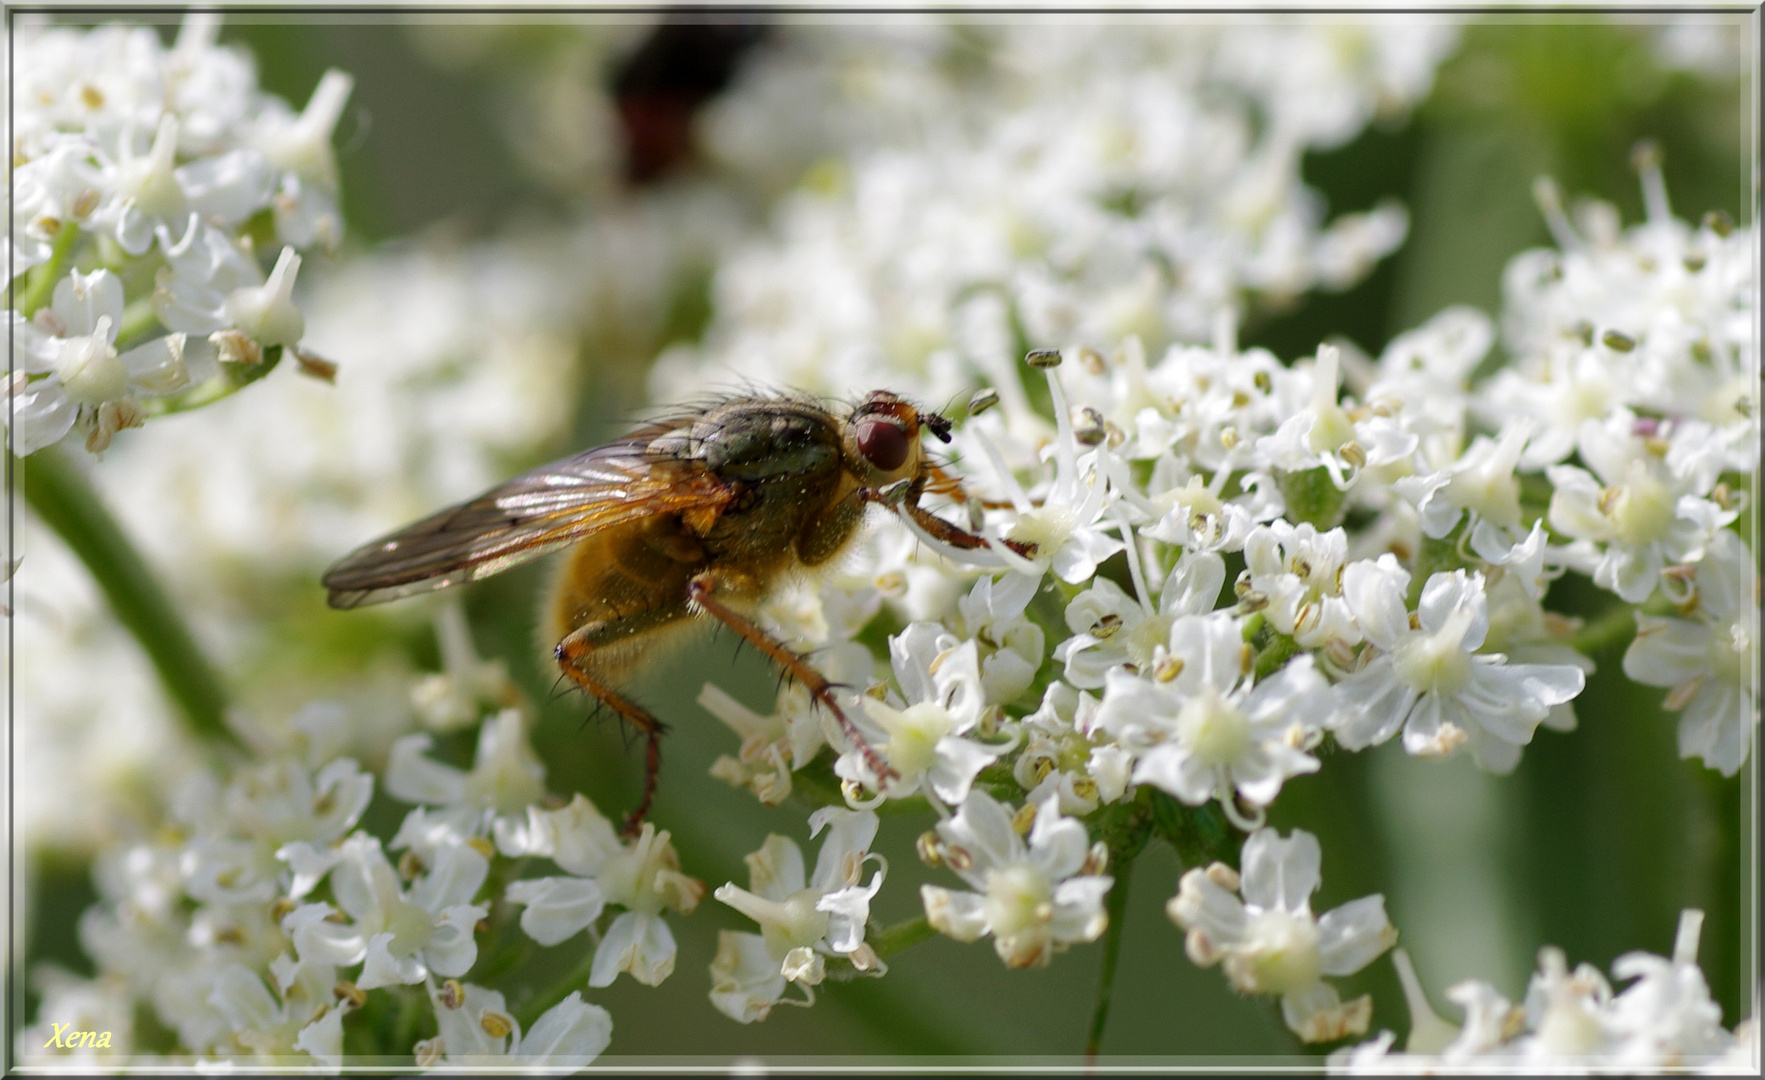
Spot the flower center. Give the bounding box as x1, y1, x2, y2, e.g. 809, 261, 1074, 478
1006, 504, 1076, 565
386, 899, 434, 957
879, 702, 953, 778
1607, 464, 1676, 546
1392, 606, 1477, 696
1238, 908, 1321, 994
761, 890, 832, 957
53, 319, 126, 405
1176, 684, 1251, 766
983, 862, 1052, 938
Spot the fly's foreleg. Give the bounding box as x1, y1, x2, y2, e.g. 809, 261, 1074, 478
878, 490, 1039, 560
685, 571, 899, 790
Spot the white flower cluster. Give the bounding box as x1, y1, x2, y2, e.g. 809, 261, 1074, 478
690, 161, 1752, 1041
657, 19, 1459, 409
4, 15, 352, 455
1332, 910, 1752, 1072
18, 639, 688, 1068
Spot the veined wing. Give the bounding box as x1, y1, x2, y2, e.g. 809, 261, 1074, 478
322, 435, 732, 608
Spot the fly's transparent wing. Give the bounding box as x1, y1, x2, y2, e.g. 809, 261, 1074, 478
322, 435, 731, 608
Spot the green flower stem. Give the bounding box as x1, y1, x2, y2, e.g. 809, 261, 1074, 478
13, 222, 80, 317
1570, 601, 1641, 656
868, 914, 935, 959
513, 932, 600, 1031
820, 915, 937, 983
1083, 849, 1133, 1061
114, 298, 162, 351
19, 447, 240, 747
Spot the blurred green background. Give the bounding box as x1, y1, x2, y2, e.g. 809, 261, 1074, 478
21, 11, 1754, 1062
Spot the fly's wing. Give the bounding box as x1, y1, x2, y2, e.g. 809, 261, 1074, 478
322, 435, 732, 609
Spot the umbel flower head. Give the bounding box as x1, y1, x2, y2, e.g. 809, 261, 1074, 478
3, 14, 351, 457
1331, 909, 1743, 1070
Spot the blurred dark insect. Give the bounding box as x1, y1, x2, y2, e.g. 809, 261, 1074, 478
613, 15, 768, 183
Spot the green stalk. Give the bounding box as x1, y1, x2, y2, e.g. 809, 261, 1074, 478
14, 223, 81, 317
19, 447, 239, 747
868, 914, 935, 959
1084, 853, 1133, 1061
513, 935, 599, 1030
1569, 601, 1640, 656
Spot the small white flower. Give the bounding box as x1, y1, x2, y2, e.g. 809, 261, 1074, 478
1241, 521, 1360, 649
1329, 563, 1585, 772
420, 981, 611, 1069
920, 791, 1112, 968
710, 808, 885, 1022
836, 624, 1015, 806
291, 831, 488, 992
1395, 420, 1532, 542
1011, 681, 1117, 816
1257, 344, 1416, 488
1330, 909, 1740, 1069
1056, 550, 1224, 689
987, 371, 1126, 607
493, 793, 704, 987
1095, 612, 1330, 827
206, 955, 346, 1065
1623, 528, 1757, 776
1170, 827, 1396, 1043
409, 599, 521, 733
1547, 412, 1736, 603
5, 269, 187, 453
385, 709, 548, 843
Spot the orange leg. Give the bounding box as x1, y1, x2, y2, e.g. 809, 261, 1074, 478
924, 462, 1021, 510
554, 625, 669, 838
890, 494, 1039, 560
686, 572, 899, 789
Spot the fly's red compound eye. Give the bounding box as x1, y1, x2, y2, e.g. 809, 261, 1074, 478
856, 416, 910, 472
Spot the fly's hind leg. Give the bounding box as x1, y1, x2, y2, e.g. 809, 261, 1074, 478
685, 571, 900, 791
554, 608, 684, 838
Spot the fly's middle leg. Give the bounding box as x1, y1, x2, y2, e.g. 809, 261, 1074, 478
554, 609, 682, 838
685, 571, 900, 791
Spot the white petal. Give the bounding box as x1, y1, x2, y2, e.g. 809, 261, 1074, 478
515, 992, 611, 1065
926, 734, 1011, 806
807, 808, 879, 892
117, 334, 189, 395
1240, 827, 1321, 914
1316, 895, 1397, 976
384, 734, 466, 806
408, 841, 490, 912
4, 380, 78, 455
282, 902, 366, 967
276, 841, 340, 900
293, 1006, 344, 1067
1624, 616, 1710, 688
424, 902, 488, 978
921, 885, 988, 941
589, 910, 676, 988
1132, 742, 1216, 805
708, 931, 787, 1024
507, 877, 606, 947
356, 931, 425, 990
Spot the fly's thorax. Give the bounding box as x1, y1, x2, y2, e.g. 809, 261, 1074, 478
649, 397, 845, 483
